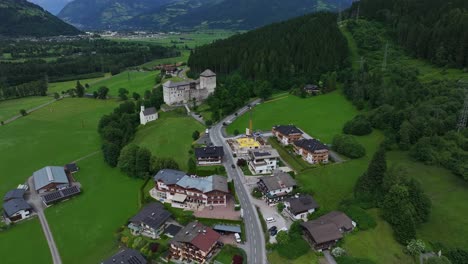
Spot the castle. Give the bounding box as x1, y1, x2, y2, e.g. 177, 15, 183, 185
163, 69, 216, 106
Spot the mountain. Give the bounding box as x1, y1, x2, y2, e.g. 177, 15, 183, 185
188, 12, 349, 84
59, 0, 354, 30
28, 0, 73, 15
0, 0, 81, 37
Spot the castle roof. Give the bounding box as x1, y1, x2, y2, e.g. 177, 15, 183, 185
200, 69, 216, 77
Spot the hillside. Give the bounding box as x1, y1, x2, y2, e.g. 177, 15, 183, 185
0, 0, 80, 37
188, 12, 349, 83
348, 0, 468, 68
58, 0, 354, 30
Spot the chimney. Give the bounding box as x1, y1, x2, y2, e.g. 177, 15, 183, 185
141, 105, 145, 112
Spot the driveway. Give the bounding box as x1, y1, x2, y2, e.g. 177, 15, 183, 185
323, 250, 337, 264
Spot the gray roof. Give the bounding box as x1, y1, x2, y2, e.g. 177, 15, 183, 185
3, 189, 25, 202
154, 169, 187, 185
3, 198, 32, 217
176, 175, 228, 193
259, 171, 296, 191
294, 138, 328, 152
195, 146, 224, 158
163, 80, 198, 88
165, 224, 183, 237
101, 248, 147, 264
250, 148, 279, 159
213, 224, 241, 233
142, 107, 157, 116
285, 195, 319, 215
319, 211, 354, 231
33, 166, 69, 191
200, 69, 216, 77
302, 220, 343, 244
273, 125, 303, 136
130, 202, 171, 230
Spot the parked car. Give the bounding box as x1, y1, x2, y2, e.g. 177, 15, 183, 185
270, 229, 278, 236
234, 233, 242, 243
265, 217, 276, 223
231, 164, 236, 169
268, 226, 277, 232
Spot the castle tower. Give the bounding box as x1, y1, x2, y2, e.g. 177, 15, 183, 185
200, 69, 217, 94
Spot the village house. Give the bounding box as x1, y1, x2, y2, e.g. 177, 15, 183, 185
41, 185, 81, 206
101, 248, 147, 264
301, 211, 356, 251
2, 189, 32, 222
284, 194, 319, 221
272, 125, 303, 145
33, 166, 71, 194
139, 105, 158, 125
248, 148, 280, 174
162, 65, 178, 76
152, 169, 229, 209
293, 138, 329, 164
169, 221, 221, 264
128, 202, 171, 239
257, 170, 297, 204
304, 84, 320, 95
163, 69, 216, 105
195, 146, 224, 165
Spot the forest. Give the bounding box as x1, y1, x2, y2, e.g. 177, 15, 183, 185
347, 0, 468, 68
0, 39, 178, 100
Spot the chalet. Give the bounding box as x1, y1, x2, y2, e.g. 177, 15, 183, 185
101, 248, 147, 264
248, 148, 279, 174
3, 197, 32, 222
33, 166, 71, 194
284, 194, 319, 221
304, 84, 320, 95
257, 170, 296, 204
3, 189, 26, 202
140, 106, 158, 125
128, 202, 171, 239
152, 169, 229, 209
272, 125, 303, 145
195, 146, 224, 165
169, 222, 221, 263
162, 65, 178, 76
293, 138, 329, 164
301, 211, 356, 251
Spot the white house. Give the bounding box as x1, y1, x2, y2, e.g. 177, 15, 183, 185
3, 198, 32, 222
284, 194, 319, 221
163, 69, 216, 105
248, 148, 279, 174
140, 106, 158, 125
257, 170, 297, 204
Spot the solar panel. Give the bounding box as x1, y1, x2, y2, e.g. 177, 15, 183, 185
62, 186, 80, 196
42, 186, 81, 205
128, 256, 143, 264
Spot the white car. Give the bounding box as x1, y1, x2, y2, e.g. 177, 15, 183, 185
234, 233, 241, 243
265, 217, 276, 223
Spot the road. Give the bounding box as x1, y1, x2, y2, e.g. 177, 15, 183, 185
26, 177, 62, 264
209, 99, 266, 264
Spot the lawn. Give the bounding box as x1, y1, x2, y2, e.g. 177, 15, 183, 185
46, 154, 142, 264
227, 91, 358, 143
342, 209, 413, 264
0, 96, 53, 122
214, 245, 247, 264
88, 70, 158, 96
267, 251, 320, 264
0, 219, 52, 264
387, 151, 468, 249
132, 111, 205, 171
47, 74, 110, 94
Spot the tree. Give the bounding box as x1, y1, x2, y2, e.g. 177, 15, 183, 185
406, 239, 425, 256
76, 81, 85, 97
446, 249, 468, 264
132, 92, 141, 101
135, 147, 152, 178
382, 185, 416, 243
398, 121, 413, 150
236, 158, 247, 167
234, 129, 240, 136
150, 156, 179, 174
425, 256, 452, 264
277, 202, 285, 213
54, 92, 60, 99
331, 247, 347, 258
343, 115, 372, 135
332, 134, 366, 158
19, 109, 27, 116
144, 90, 151, 100
187, 158, 196, 174
192, 130, 200, 141
276, 231, 289, 244
102, 142, 120, 167
97, 86, 109, 99
192, 97, 197, 111
118, 144, 140, 177
118, 88, 129, 101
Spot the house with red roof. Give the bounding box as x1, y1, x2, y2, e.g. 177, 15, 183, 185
169, 221, 221, 263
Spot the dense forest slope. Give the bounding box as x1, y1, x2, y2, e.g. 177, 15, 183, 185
188, 12, 349, 84
59, 0, 354, 30
348, 0, 468, 68
0, 0, 80, 37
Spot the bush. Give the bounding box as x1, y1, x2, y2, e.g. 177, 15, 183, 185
237, 158, 247, 166
336, 256, 376, 264
252, 187, 263, 198
19, 109, 27, 116
446, 248, 468, 264
332, 247, 347, 257
332, 134, 366, 158
406, 239, 425, 256
206, 120, 213, 126
343, 115, 372, 136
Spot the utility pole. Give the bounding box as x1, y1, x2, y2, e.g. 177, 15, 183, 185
457, 83, 468, 132
382, 42, 389, 71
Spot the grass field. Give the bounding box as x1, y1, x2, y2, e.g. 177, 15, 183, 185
46, 153, 142, 264
214, 245, 246, 264
132, 111, 205, 171
387, 151, 468, 249
0, 219, 52, 264
227, 91, 357, 143
342, 209, 413, 264
47, 74, 111, 94
0, 96, 53, 122
88, 70, 158, 96
267, 251, 320, 264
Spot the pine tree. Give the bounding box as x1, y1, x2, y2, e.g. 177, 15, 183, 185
76, 81, 85, 97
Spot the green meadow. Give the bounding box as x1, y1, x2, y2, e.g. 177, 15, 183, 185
88, 70, 158, 96
132, 111, 205, 171
47, 74, 111, 94
0, 96, 52, 121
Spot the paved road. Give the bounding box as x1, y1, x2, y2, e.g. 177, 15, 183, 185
323, 250, 337, 264
26, 177, 62, 264
210, 99, 266, 264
